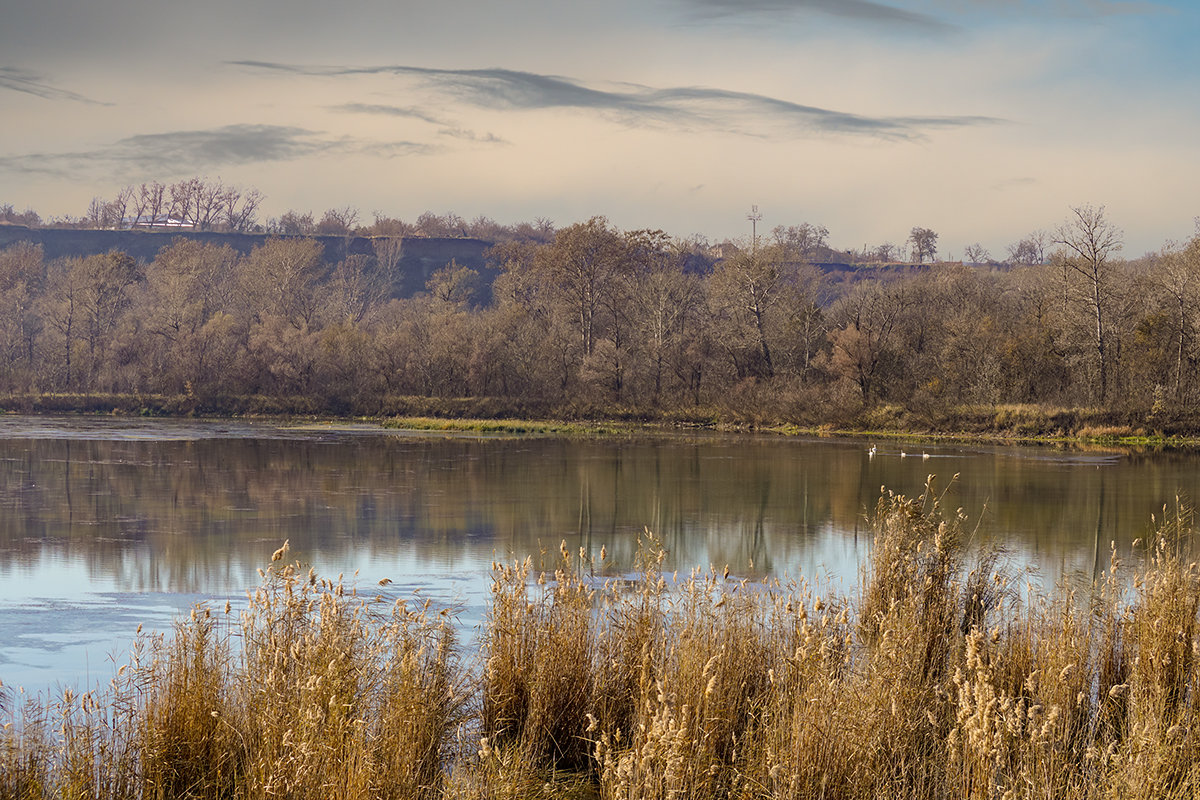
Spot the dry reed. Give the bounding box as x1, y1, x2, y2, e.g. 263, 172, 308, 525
5, 485, 1200, 799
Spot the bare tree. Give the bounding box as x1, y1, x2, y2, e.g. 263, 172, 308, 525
85, 197, 109, 229
771, 222, 830, 261
1053, 204, 1123, 402
1152, 235, 1200, 401
317, 207, 360, 236
239, 238, 326, 329
626, 232, 702, 403
111, 176, 264, 232
869, 242, 900, 263
320, 255, 390, 325
108, 186, 135, 228
366, 213, 414, 237
131, 182, 168, 227
0, 242, 43, 388
963, 243, 990, 264
1006, 230, 1048, 266
169, 178, 202, 226
179, 178, 260, 232
466, 215, 504, 240
444, 212, 467, 236
372, 237, 405, 285
224, 186, 263, 233
707, 242, 792, 378
828, 280, 907, 402
414, 211, 445, 236
41, 251, 141, 388
908, 227, 939, 263
0, 204, 41, 227
534, 216, 627, 359
274, 210, 316, 235
190, 180, 226, 230
426, 260, 481, 308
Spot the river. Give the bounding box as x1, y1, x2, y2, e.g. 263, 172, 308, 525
0, 415, 1193, 693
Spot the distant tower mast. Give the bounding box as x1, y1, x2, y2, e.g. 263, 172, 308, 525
747, 205, 762, 251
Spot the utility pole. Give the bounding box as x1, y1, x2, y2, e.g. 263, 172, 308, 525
747, 204, 762, 252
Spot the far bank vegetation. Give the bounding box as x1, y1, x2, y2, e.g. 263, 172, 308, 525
3, 203, 1200, 436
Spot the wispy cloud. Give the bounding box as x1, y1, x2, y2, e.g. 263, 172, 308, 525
964, 0, 1163, 15
121, 125, 345, 169
675, 0, 954, 31
329, 102, 509, 144
232, 62, 1005, 141
0, 124, 432, 178
329, 102, 447, 126
672, 0, 1163, 31
437, 127, 509, 144
0, 66, 107, 104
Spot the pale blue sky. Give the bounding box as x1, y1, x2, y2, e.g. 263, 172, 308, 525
2, 0, 1198, 256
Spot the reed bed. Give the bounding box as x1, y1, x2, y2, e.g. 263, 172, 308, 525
5, 481, 1200, 799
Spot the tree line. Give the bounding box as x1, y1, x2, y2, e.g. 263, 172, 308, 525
4, 179, 1044, 265
3, 204, 1200, 428
2, 180, 561, 243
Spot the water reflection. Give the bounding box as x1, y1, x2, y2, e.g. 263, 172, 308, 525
2, 417, 1198, 691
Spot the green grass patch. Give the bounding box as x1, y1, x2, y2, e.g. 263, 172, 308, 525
381, 416, 636, 436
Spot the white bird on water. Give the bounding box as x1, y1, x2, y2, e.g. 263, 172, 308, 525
868, 445, 877, 458
922, 451, 930, 460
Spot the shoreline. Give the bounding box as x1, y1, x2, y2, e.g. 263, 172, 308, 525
4, 392, 1200, 449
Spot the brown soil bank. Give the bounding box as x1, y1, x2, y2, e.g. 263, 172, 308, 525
0, 225, 493, 297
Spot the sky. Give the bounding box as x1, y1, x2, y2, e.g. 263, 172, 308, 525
2, 0, 1199, 258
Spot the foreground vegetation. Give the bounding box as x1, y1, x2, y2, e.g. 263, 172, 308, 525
5, 481, 1200, 799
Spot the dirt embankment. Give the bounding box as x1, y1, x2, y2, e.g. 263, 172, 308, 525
0, 225, 494, 298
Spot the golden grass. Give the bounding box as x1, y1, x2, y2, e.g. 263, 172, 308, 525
381, 416, 631, 436
7, 486, 1200, 798
1, 555, 468, 800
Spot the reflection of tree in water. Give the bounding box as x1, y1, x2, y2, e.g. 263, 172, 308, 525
749, 472, 770, 572
1093, 476, 1106, 580
1, 429, 1197, 594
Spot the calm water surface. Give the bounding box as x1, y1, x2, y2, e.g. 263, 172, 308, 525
1, 415, 1196, 693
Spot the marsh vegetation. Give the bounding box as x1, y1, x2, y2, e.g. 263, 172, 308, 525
6, 480, 1200, 799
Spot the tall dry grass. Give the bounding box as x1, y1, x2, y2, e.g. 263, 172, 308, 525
1, 545, 468, 800
6, 485, 1200, 799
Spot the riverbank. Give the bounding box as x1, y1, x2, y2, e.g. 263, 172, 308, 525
4, 392, 1200, 449
4, 483, 1199, 799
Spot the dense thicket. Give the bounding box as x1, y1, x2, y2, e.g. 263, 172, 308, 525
3, 211, 1200, 430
